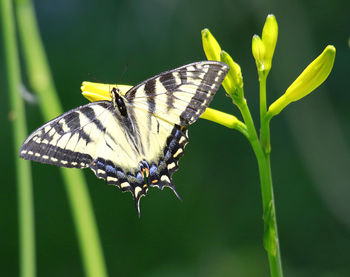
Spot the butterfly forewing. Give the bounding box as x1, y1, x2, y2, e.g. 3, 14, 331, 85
126, 61, 229, 125
20, 102, 140, 170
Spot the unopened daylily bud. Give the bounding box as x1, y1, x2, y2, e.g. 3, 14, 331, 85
220, 51, 243, 89
268, 45, 336, 117
201, 28, 222, 61
262, 14, 278, 72
81, 81, 132, 102
252, 35, 265, 72
201, 107, 248, 137
220, 51, 244, 100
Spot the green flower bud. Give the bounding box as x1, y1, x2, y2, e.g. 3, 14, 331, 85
268, 45, 336, 117
220, 51, 243, 89
262, 14, 278, 72
201, 28, 222, 61
252, 35, 265, 72
220, 51, 244, 101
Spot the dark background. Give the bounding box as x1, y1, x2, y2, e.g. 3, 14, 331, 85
1, 0, 350, 276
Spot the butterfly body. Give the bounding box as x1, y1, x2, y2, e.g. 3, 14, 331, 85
20, 61, 229, 216
112, 88, 128, 117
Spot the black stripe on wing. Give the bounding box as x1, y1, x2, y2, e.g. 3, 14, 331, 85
125, 61, 229, 126
148, 125, 188, 195
19, 101, 111, 168
179, 62, 228, 125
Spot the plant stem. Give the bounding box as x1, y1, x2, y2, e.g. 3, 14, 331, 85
234, 90, 283, 276
260, 73, 267, 125
260, 74, 271, 154
258, 72, 283, 277
236, 98, 260, 153
15, 1, 108, 276
1, 0, 36, 276
256, 154, 283, 277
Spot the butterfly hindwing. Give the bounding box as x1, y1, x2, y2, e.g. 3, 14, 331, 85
128, 106, 189, 194
20, 61, 229, 216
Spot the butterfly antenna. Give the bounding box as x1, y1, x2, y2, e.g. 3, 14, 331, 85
87, 72, 102, 83
114, 63, 129, 92
118, 63, 129, 84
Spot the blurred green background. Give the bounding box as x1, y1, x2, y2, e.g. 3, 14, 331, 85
1, 0, 349, 276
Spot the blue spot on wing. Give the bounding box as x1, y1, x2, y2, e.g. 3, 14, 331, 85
117, 170, 126, 179
165, 151, 172, 160
150, 164, 158, 176
136, 172, 143, 182
97, 160, 105, 168
106, 164, 116, 174
169, 140, 177, 150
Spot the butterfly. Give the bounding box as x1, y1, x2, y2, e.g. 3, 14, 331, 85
19, 61, 229, 216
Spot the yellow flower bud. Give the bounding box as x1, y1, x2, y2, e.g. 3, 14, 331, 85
268, 45, 336, 117
262, 14, 278, 72
252, 35, 265, 71
201, 107, 246, 133
81, 81, 132, 102
220, 51, 244, 101
201, 28, 222, 61
220, 51, 243, 89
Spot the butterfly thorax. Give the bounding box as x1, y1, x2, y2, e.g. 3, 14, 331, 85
110, 89, 143, 157
111, 87, 128, 117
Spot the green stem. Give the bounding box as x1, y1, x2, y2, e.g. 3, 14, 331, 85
236, 98, 260, 153
1, 0, 36, 276
258, 72, 283, 277
15, 1, 108, 276
234, 91, 283, 277
260, 73, 267, 126
256, 154, 283, 277
259, 74, 271, 154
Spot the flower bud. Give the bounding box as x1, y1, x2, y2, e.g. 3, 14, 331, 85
262, 14, 278, 72
220, 51, 243, 89
252, 35, 265, 72
201, 28, 221, 61
220, 51, 244, 101
268, 45, 336, 117
81, 81, 132, 102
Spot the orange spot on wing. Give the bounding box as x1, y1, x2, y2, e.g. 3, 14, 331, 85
141, 167, 150, 178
